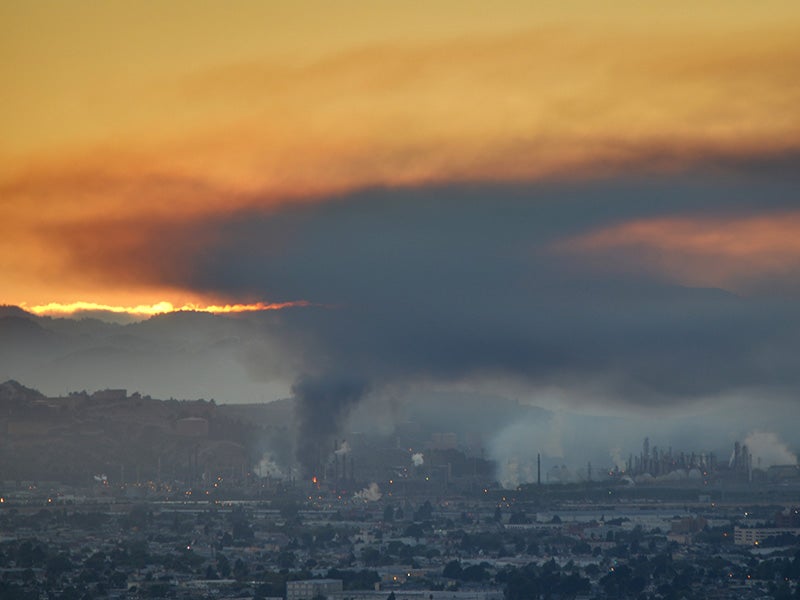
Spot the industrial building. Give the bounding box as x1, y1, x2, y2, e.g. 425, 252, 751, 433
733, 526, 800, 546
286, 579, 343, 600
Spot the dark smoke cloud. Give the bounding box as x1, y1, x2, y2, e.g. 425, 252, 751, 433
291, 374, 369, 475
52, 173, 799, 440
174, 176, 800, 406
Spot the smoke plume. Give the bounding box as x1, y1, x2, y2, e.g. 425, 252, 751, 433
489, 412, 564, 488
152, 179, 800, 457
609, 447, 626, 471
255, 454, 290, 479
335, 440, 351, 456
411, 452, 424, 467
291, 374, 369, 475
743, 430, 798, 468
353, 482, 382, 502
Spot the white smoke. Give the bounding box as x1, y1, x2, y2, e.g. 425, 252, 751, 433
255, 455, 287, 479
353, 482, 382, 502
412, 452, 424, 467
500, 458, 526, 488
489, 412, 564, 488
335, 440, 351, 456
609, 447, 626, 471
633, 468, 699, 484
658, 469, 688, 482
547, 465, 573, 483
743, 431, 798, 468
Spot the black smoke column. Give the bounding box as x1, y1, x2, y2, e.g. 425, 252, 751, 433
292, 374, 368, 477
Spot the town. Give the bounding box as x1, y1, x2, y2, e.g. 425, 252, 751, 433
1, 382, 799, 599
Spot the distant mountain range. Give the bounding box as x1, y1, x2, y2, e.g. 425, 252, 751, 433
0, 305, 548, 429
0, 305, 289, 403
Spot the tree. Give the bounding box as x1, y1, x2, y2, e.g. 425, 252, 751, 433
383, 505, 395, 522
414, 501, 433, 522
45, 552, 73, 578
277, 551, 297, 570
326, 568, 380, 590
233, 558, 249, 580
232, 519, 254, 542
404, 523, 425, 542
110, 570, 128, 589
361, 547, 383, 567
443, 560, 463, 579
573, 541, 591, 555
462, 564, 489, 582
217, 554, 231, 578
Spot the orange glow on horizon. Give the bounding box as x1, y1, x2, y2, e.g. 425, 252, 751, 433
23, 300, 312, 318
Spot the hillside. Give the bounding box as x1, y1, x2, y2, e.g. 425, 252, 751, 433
0, 307, 288, 403
0, 381, 285, 485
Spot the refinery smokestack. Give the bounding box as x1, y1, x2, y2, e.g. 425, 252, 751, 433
537, 453, 541, 486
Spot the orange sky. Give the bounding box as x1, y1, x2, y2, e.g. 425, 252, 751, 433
556, 211, 800, 291
2, 1, 799, 313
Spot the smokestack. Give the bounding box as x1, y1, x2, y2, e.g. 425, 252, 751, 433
537, 453, 541, 486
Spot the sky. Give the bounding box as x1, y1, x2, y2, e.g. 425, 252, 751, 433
2, 2, 800, 456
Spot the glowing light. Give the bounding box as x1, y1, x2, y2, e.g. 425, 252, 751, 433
312, 476, 318, 485
23, 299, 312, 318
